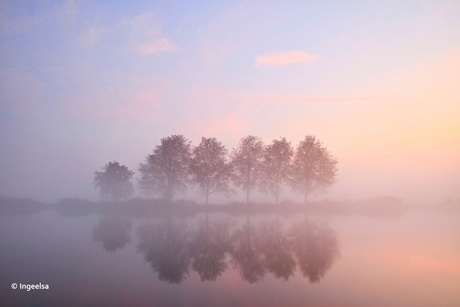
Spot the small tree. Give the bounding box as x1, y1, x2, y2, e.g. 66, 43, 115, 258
260, 137, 293, 204
190, 137, 233, 205
138, 135, 191, 202
289, 135, 338, 204
94, 161, 134, 201
231, 135, 264, 204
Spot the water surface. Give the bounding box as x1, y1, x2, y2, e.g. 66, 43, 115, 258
1, 206, 459, 306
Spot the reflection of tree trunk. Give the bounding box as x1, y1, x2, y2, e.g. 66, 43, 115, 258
137, 216, 191, 284
92, 215, 133, 253
205, 212, 210, 260
237, 214, 265, 283
205, 211, 210, 246
290, 218, 339, 283
275, 180, 279, 205
276, 214, 281, 246
190, 209, 230, 282
246, 214, 251, 246
257, 215, 295, 281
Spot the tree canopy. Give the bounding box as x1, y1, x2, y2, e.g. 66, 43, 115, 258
260, 137, 294, 204
94, 161, 134, 201
230, 135, 264, 203
189, 137, 233, 205
289, 135, 338, 204
98, 134, 338, 205
138, 134, 192, 201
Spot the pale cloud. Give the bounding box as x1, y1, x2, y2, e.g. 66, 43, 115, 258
78, 25, 110, 47
56, 0, 77, 23
255, 51, 320, 66
76, 12, 176, 54
87, 26, 109, 42
116, 13, 177, 55
136, 38, 177, 54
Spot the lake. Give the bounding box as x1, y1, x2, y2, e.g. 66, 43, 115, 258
1, 204, 459, 306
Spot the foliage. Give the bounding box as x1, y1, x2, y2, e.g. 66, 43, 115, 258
94, 161, 134, 201
230, 135, 264, 203
138, 135, 192, 201
259, 137, 294, 204
190, 137, 233, 205
289, 135, 338, 204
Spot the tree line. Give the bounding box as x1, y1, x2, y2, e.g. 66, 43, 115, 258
94, 135, 338, 205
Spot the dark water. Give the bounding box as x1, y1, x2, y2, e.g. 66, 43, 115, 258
1, 208, 459, 307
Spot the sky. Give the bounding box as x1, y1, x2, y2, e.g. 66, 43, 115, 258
0, 0, 459, 204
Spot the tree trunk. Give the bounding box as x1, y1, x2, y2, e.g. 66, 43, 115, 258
205, 193, 209, 206
246, 189, 250, 204
304, 192, 308, 205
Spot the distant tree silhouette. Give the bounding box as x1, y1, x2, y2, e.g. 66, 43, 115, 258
260, 138, 294, 204
289, 136, 338, 204
190, 137, 233, 205
94, 161, 134, 201
230, 136, 264, 204
138, 135, 192, 202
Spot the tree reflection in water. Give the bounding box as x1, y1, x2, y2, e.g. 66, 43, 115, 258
290, 218, 340, 283
137, 218, 191, 284
92, 215, 133, 253
258, 216, 296, 281
134, 214, 339, 285
189, 213, 233, 281
230, 215, 266, 283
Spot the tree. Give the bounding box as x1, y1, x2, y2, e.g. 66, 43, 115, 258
94, 161, 134, 201
230, 135, 264, 204
260, 137, 293, 204
189, 137, 233, 205
138, 135, 191, 202
289, 135, 338, 204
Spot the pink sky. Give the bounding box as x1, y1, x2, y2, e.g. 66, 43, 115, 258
0, 1, 459, 203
